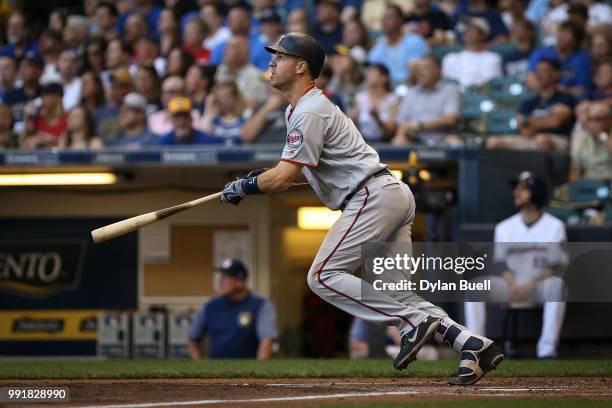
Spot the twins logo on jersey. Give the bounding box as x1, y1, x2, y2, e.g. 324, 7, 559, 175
287, 128, 304, 151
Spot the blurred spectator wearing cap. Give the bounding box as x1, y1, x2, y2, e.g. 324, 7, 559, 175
488, 59, 575, 153
94, 1, 120, 42
157, 96, 224, 145
258, 11, 284, 45
23, 83, 68, 148
503, 18, 537, 81
95, 67, 133, 141
149, 76, 203, 136
59, 106, 103, 150
405, 0, 452, 47
442, 17, 502, 88
210, 4, 272, 71
4, 52, 43, 130
314, 0, 344, 55
452, 0, 508, 43
116, 0, 162, 40
38, 30, 63, 84
0, 11, 38, 60
187, 259, 277, 360
80, 70, 107, 114
200, 81, 250, 145
0, 56, 17, 100
0, 104, 18, 148
201, 3, 232, 53
57, 49, 82, 111
393, 55, 460, 147
350, 63, 398, 142
328, 47, 363, 112
215, 36, 269, 110
570, 101, 612, 181
527, 20, 592, 96
183, 18, 210, 65
367, 4, 430, 87
158, 8, 180, 59
465, 171, 567, 360
109, 92, 157, 148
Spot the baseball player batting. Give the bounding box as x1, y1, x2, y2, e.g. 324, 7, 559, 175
219, 33, 504, 385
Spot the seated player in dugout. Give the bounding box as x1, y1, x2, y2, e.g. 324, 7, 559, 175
187, 259, 278, 360
219, 33, 504, 385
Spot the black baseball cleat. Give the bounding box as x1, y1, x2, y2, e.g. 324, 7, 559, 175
448, 342, 504, 386
393, 316, 441, 370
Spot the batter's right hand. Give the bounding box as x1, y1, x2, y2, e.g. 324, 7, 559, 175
220, 180, 246, 205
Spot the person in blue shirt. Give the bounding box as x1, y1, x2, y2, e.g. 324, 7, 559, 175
116, 0, 162, 40
187, 259, 278, 360
108, 92, 157, 148
313, 0, 344, 55
452, 0, 508, 42
367, 4, 430, 86
210, 4, 272, 71
0, 12, 38, 61
156, 96, 224, 145
527, 20, 592, 96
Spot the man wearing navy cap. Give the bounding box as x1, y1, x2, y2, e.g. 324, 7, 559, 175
187, 259, 278, 360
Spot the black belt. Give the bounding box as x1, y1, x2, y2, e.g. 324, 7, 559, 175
340, 168, 392, 211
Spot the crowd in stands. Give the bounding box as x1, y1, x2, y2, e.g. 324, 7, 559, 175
0, 0, 610, 177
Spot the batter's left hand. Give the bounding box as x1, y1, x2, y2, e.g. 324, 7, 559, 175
220, 179, 246, 205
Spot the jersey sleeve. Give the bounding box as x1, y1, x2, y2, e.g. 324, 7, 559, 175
255, 299, 278, 340
187, 303, 208, 342
493, 223, 508, 263
281, 112, 325, 168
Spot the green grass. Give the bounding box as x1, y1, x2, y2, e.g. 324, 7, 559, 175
329, 401, 612, 408
0, 359, 611, 380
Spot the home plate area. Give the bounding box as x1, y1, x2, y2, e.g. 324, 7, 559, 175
4, 377, 611, 407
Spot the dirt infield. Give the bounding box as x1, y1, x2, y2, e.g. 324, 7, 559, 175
1, 377, 611, 407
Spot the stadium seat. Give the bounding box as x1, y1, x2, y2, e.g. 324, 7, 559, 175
461, 92, 492, 120
489, 76, 525, 97
486, 110, 517, 134
432, 44, 464, 60
569, 179, 609, 204
546, 206, 581, 223
488, 42, 517, 59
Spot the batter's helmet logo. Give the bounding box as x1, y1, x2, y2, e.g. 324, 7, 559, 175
286, 128, 304, 150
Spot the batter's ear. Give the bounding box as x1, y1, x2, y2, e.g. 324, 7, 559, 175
295, 59, 308, 75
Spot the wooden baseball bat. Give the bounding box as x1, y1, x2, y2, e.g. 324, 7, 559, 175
91, 192, 222, 243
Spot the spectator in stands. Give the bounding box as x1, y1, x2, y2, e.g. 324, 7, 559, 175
241, 86, 287, 144
4, 52, 43, 130
80, 70, 106, 114
95, 1, 120, 42
350, 63, 398, 142
117, 0, 162, 40
258, 11, 284, 45
0, 56, 17, 100
313, 0, 344, 55
442, 17, 502, 88
328, 50, 363, 112
0, 11, 38, 60
96, 67, 133, 141
251, 0, 278, 35
57, 49, 82, 111
503, 18, 537, 80
527, 21, 592, 96
210, 4, 271, 71
149, 75, 194, 136
589, 24, 612, 67
124, 13, 150, 45
286, 9, 312, 35
499, 0, 528, 31
338, 18, 369, 63
157, 96, 223, 145
405, 0, 452, 47
393, 55, 460, 146
464, 171, 567, 360
315, 64, 345, 112
201, 3, 231, 52
48, 10, 67, 33
38, 30, 63, 84
367, 4, 430, 86
200, 81, 248, 145
541, 0, 612, 45
63, 15, 89, 50
23, 83, 68, 148
166, 46, 195, 77
183, 18, 210, 65
59, 106, 103, 149
186, 64, 215, 113
570, 102, 612, 181
83, 37, 108, 75
111, 92, 157, 148
0, 104, 18, 148
215, 36, 269, 109
488, 59, 575, 153
102, 39, 131, 87
135, 63, 162, 114
187, 259, 277, 360
575, 60, 612, 125
158, 8, 180, 58
453, 0, 508, 42
134, 36, 165, 75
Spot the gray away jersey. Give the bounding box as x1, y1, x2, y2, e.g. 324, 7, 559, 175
281, 87, 386, 210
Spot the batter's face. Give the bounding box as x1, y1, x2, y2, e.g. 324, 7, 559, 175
269, 52, 301, 90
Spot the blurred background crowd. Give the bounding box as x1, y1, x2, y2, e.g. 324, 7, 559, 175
0, 0, 608, 183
